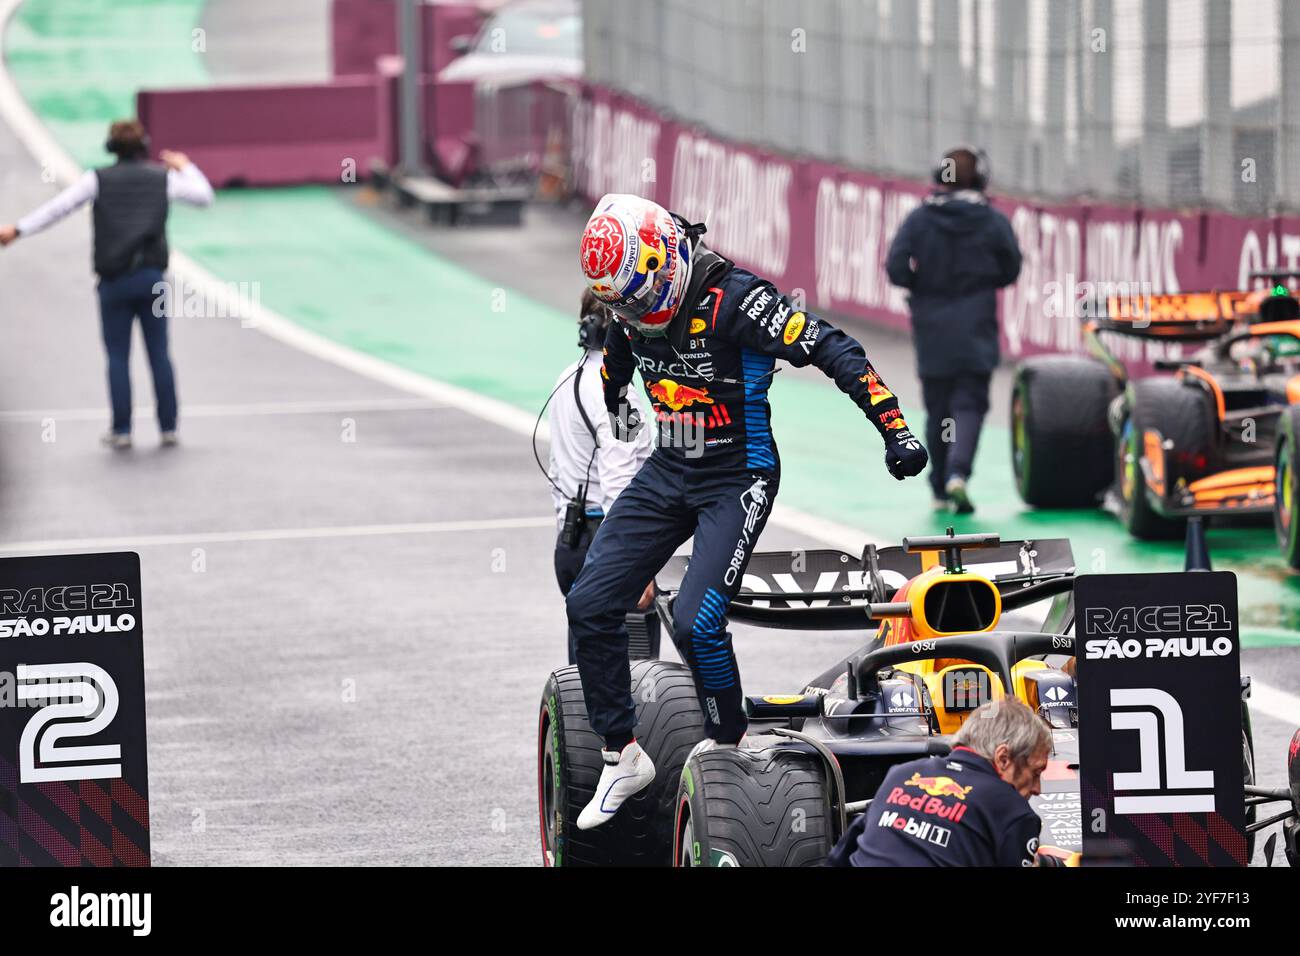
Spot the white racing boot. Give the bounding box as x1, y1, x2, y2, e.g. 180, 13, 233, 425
576, 740, 656, 830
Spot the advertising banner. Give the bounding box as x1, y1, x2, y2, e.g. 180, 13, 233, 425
574, 84, 1300, 368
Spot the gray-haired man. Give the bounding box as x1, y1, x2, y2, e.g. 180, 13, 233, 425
826, 698, 1049, 867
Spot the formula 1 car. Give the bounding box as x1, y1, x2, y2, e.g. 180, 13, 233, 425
537, 530, 1296, 867
1011, 278, 1300, 565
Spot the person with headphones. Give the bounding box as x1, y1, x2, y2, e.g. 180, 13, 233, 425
886, 145, 1022, 514
568, 193, 928, 830
0, 119, 214, 449
546, 289, 655, 663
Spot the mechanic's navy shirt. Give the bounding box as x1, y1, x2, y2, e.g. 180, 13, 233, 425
602, 266, 904, 473
826, 746, 1042, 867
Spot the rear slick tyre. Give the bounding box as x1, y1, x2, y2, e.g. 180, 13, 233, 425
539, 659, 705, 866
1010, 357, 1117, 508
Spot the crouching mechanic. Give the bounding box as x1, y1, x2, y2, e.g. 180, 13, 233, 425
567, 193, 929, 830
825, 698, 1049, 867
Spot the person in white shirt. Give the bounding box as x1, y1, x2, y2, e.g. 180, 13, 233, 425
548, 291, 655, 663
0, 119, 215, 449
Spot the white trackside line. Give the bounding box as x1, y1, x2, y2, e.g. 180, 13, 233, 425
0, 516, 557, 554
1250, 681, 1300, 730
0, 397, 445, 423
0, 0, 1293, 731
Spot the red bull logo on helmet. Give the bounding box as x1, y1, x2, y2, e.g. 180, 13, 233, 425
580, 214, 627, 282
648, 379, 714, 412
635, 206, 667, 274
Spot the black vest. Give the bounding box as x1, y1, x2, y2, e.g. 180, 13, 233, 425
93, 161, 169, 279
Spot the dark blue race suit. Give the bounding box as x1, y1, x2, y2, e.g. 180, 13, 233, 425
565, 254, 916, 747
824, 746, 1043, 867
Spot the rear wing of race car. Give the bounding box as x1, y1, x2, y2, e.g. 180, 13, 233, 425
1093, 291, 1249, 340
1094, 283, 1300, 338
655, 533, 1075, 630
1083, 286, 1300, 383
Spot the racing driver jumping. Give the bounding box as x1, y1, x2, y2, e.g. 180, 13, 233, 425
568, 194, 929, 829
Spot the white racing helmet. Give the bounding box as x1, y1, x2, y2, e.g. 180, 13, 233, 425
579, 194, 692, 336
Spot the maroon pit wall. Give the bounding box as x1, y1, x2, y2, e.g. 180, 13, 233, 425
572, 83, 1300, 365
134, 0, 485, 188
136, 75, 401, 188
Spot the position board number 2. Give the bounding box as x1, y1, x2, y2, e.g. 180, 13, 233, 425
17, 662, 122, 783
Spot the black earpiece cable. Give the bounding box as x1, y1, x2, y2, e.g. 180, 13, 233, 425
532, 352, 600, 502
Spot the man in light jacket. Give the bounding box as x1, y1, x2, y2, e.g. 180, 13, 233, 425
1, 118, 215, 449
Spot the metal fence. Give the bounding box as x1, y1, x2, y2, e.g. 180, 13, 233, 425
582, 0, 1300, 213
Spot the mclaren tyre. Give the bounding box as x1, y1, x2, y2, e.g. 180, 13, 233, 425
1011, 356, 1118, 508
1118, 377, 1216, 540
1275, 406, 1300, 569
674, 745, 833, 867
538, 660, 705, 867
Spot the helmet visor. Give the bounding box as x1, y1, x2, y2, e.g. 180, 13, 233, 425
606, 266, 673, 329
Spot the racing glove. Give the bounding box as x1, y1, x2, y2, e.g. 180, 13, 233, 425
603, 380, 643, 443
883, 425, 929, 481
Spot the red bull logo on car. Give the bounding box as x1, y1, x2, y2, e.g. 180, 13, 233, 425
648, 379, 714, 412
904, 773, 973, 800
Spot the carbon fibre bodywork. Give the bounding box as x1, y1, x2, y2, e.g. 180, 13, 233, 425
653, 534, 1086, 856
